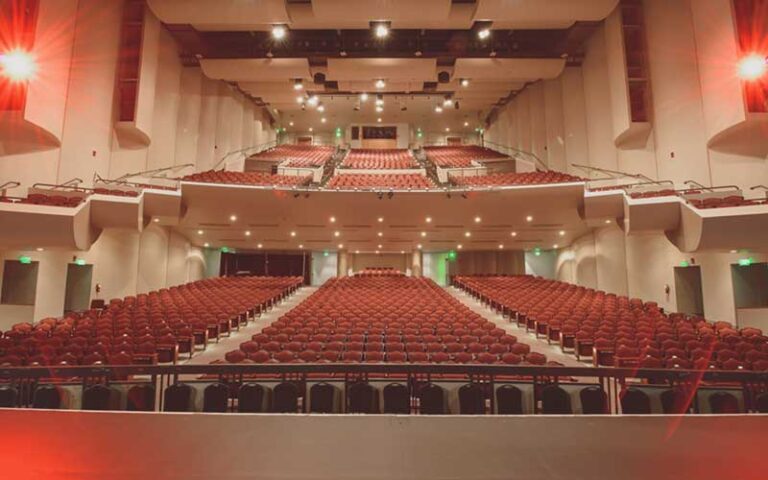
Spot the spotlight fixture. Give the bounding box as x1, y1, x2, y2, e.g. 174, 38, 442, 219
445, 127, 450, 132
738, 54, 768, 81
375, 79, 386, 89
457, 244, 463, 250
293, 78, 304, 90
605, 219, 612, 224
197, 230, 204, 235
271, 24, 288, 40
308, 127, 313, 132
434, 105, 443, 113
317, 103, 325, 112
478, 28, 491, 40
421, 231, 427, 237
378, 244, 383, 249
338, 244, 344, 249
296, 96, 305, 104
465, 232, 471, 237
443, 95, 453, 107
460, 78, 470, 87
360, 92, 369, 102
498, 244, 504, 249
378, 232, 383, 237
559, 230, 565, 236
375, 96, 384, 106
330, 216, 336, 223
299, 244, 304, 249
153, 218, 160, 223
371, 21, 391, 39
257, 243, 263, 249
417, 244, 423, 249
307, 95, 319, 106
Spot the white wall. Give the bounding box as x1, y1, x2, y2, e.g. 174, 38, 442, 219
311, 251, 337, 286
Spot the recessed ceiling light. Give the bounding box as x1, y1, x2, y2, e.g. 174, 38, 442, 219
378, 244, 382, 249
330, 216, 336, 223
299, 244, 304, 249
605, 219, 611, 224
334, 231, 340, 237
559, 230, 565, 236
376, 250, 380, 254
293, 79, 303, 90
498, 244, 504, 249
511, 232, 517, 237
290, 231, 296, 237
474, 216, 481, 223
229, 215, 237, 222
421, 231, 427, 237
376, 106, 383, 113
464, 121, 469, 127
321, 117, 327, 123
445, 127, 450, 132
425, 216, 432, 223
478, 28, 491, 40
153, 218, 159, 223
272, 24, 287, 40
374, 23, 389, 39
318, 104, 325, 112
245, 231, 251, 236
355, 250, 360, 254
296, 96, 305, 104
338, 244, 344, 249
203, 243, 210, 248
460, 78, 470, 87
377, 117, 382, 122
375, 79, 386, 89
465, 232, 471, 237
417, 244, 422, 249
377, 217, 384, 222
309, 127, 314, 132
434, 105, 443, 113
526, 215, 533, 222
378, 232, 383, 237
36, 247, 44, 252
553, 244, 559, 249
457, 244, 463, 249
730, 249, 738, 254
197, 230, 204, 235
360, 92, 369, 102
257, 243, 263, 249
307, 95, 319, 106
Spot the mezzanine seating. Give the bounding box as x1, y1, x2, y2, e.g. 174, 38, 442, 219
0, 277, 303, 367
0, 193, 85, 207
251, 145, 335, 168
425, 146, 507, 168
453, 275, 768, 371
224, 276, 548, 366
341, 149, 418, 169
326, 174, 433, 190
181, 170, 312, 187
450, 171, 583, 187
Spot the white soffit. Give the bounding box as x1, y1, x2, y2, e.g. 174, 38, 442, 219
200, 59, 312, 82
327, 58, 438, 83
475, 0, 619, 29
453, 59, 566, 82
147, 0, 290, 26
310, 0, 452, 23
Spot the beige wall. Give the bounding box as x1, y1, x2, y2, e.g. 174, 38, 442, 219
349, 253, 409, 274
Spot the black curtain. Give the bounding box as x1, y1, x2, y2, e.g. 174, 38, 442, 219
220, 252, 310, 284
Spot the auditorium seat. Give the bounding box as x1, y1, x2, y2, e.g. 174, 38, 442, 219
326, 173, 434, 189
341, 149, 417, 169
181, 170, 312, 187
424, 145, 508, 168
250, 144, 335, 168
450, 171, 583, 187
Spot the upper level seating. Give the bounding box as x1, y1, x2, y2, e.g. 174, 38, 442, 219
225, 276, 549, 365
0, 193, 85, 207
251, 145, 335, 168
451, 171, 584, 187
425, 146, 507, 168
326, 173, 434, 189
341, 149, 418, 169
0, 277, 303, 367
688, 195, 766, 208
181, 170, 312, 187
453, 275, 768, 371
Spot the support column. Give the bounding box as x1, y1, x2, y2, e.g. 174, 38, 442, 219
337, 249, 349, 277
411, 250, 423, 277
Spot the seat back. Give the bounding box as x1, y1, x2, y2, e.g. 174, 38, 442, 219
496, 385, 523, 414
347, 382, 378, 414
163, 383, 194, 412
458, 383, 485, 414
32, 385, 62, 409
709, 391, 740, 413
126, 384, 156, 411
309, 383, 337, 413
755, 392, 768, 413
0, 385, 18, 408
579, 386, 608, 414
660, 388, 691, 414
621, 388, 651, 414
418, 384, 445, 414
273, 382, 300, 413
203, 383, 229, 412
541, 384, 572, 414
238, 383, 268, 413
82, 384, 114, 411
382, 383, 410, 414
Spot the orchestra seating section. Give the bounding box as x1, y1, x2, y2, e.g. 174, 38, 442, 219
181, 170, 312, 187
453, 276, 768, 371
326, 173, 434, 189
0, 277, 303, 367
341, 149, 418, 169
425, 146, 508, 168
251, 144, 335, 168
354, 268, 405, 277
224, 276, 550, 366
451, 171, 584, 187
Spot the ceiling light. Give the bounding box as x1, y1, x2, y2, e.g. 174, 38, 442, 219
257, 243, 263, 249
290, 231, 296, 237
245, 231, 251, 236
229, 214, 237, 222
204, 243, 210, 248
417, 244, 422, 249
465, 232, 471, 237
338, 244, 344, 249
474, 216, 481, 223
605, 219, 611, 224
464, 121, 469, 127
421, 231, 427, 237
478, 28, 491, 40
738, 54, 768, 81
307, 95, 319, 106
318, 104, 325, 113
355, 250, 360, 254
498, 244, 504, 249
425, 216, 432, 223
197, 230, 204, 235
309, 127, 314, 132
559, 230, 565, 236
376, 250, 380, 254
443, 96, 453, 107
377, 217, 384, 222
321, 117, 327, 123
153, 218, 160, 223
271, 25, 287, 40
511, 232, 517, 237
378, 232, 383, 237
372, 21, 390, 39
375, 79, 386, 89
377, 117, 382, 123
299, 244, 304, 249
375, 96, 384, 106
375, 106, 383, 113
434, 105, 443, 113
553, 244, 559, 249
445, 127, 450, 132
296, 96, 305, 104
293, 78, 303, 90
289, 121, 294, 127
334, 231, 340, 237
457, 244, 463, 249
526, 215, 533, 222
460, 78, 470, 87
0, 49, 36, 82
360, 92, 369, 102
330, 216, 336, 223
36, 247, 44, 252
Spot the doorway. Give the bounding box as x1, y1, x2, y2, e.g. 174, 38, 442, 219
64, 263, 93, 313
731, 262, 768, 329
674, 265, 704, 316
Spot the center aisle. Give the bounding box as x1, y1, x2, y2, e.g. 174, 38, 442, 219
445, 285, 588, 368
183, 286, 317, 365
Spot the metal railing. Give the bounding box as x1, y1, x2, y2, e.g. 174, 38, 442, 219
483, 140, 549, 171
573, 163, 653, 183
213, 140, 279, 171
0, 363, 765, 414
115, 164, 195, 182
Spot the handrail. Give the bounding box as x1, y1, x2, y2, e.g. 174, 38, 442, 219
483, 140, 549, 171
684, 180, 707, 190
213, 140, 279, 171
0, 181, 21, 190
622, 179, 675, 190
572, 163, 653, 182
750, 185, 768, 192
677, 185, 741, 195
115, 163, 194, 182
32, 178, 84, 190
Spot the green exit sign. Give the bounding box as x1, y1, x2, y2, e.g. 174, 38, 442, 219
738, 257, 754, 267
18, 256, 32, 264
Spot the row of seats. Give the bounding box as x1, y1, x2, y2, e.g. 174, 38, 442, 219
181, 170, 312, 186
326, 174, 434, 189
223, 276, 551, 365
450, 171, 584, 187
0, 193, 85, 207
0, 276, 303, 366
4, 381, 761, 415
453, 275, 768, 371
354, 268, 404, 277
341, 149, 418, 169
688, 195, 766, 209
424, 146, 507, 168
251, 144, 335, 168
